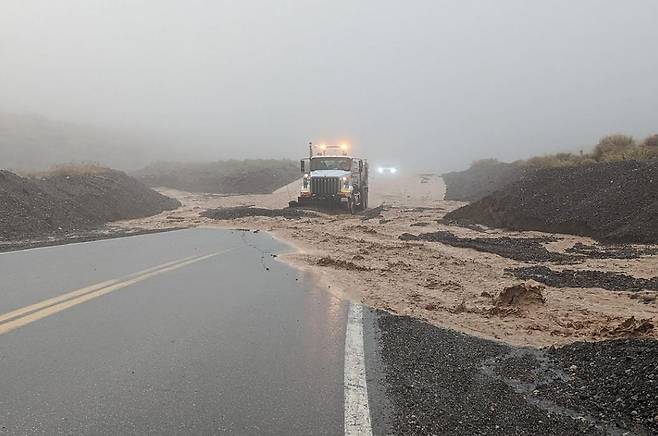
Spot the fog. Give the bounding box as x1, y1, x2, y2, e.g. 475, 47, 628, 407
2, 0, 657, 172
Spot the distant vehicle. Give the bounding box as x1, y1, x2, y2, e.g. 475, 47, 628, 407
376, 166, 398, 175
293, 143, 368, 213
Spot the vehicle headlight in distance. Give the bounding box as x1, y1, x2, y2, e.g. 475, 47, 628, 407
390, 167, 397, 173
377, 167, 384, 174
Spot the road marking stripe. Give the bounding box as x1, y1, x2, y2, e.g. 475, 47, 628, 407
0, 249, 236, 336
344, 302, 373, 436
0, 256, 199, 324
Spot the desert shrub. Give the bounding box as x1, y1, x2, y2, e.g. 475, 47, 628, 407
641, 134, 658, 148
592, 134, 636, 160
523, 153, 593, 168
611, 146, 658, 161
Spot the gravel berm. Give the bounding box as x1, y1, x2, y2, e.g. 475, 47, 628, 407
442, 161, 528, 202
444, 159, 658, 243
0, 169, 180, 241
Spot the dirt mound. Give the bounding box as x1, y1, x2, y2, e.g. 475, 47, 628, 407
442, 160, 528, 202
316, 256, 371, 271
444, 159, 658, 243
134, 160, 300, 194
495, 283, 546, 306
0, 169, 180, 240
201, 206, 317, 220
507, 265, 658, 292
399, 231, 573, 263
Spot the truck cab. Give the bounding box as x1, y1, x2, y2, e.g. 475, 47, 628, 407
297, 144, 368, 213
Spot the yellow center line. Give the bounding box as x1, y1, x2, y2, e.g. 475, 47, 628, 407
0, 248, 237, 336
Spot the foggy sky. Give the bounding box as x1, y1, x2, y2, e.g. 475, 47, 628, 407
2, 0, 657, 171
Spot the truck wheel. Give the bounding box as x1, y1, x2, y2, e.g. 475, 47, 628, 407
357, 189, 366, 211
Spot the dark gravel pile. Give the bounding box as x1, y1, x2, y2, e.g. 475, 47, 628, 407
0, 169, 180, 241
444, 159, 658, 243
375, 311, 597, 435
442, 161, 528, 202
565, 242, 658, 259
507, 265, 658, 292
201, 206, 318, 220
542, 339, 658, 434
399, 231, 574, 263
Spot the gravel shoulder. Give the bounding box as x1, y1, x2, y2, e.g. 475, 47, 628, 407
374, 310, 658, 435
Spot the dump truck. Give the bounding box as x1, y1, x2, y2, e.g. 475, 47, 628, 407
294, 143, 368, 213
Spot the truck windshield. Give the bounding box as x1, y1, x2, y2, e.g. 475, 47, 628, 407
310, 157, 351, 171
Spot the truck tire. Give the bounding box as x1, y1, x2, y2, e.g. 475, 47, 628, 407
355, 188, 367, 210
347, 197, 355, 214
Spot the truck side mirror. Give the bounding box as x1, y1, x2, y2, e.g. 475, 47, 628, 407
300, 159, 306, 173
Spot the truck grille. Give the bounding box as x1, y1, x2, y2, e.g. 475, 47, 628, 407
310, 177, 340, 195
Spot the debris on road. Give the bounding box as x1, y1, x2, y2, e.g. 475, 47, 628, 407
600, 316, 654, 337
507, 265, 658, 292
201, 206, 318, 220
360, 205, 385, 221
399, 230, 574, 263
565, 242, 658, 259
117, 174, 658, 346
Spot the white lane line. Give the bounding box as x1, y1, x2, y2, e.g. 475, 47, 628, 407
344, 302, 373, 436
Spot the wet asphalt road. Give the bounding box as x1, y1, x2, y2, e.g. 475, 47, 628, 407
0, 229, 347, 435
2, 228, 647, 435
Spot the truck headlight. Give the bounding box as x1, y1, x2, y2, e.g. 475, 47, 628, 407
341, 176, 351, 191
